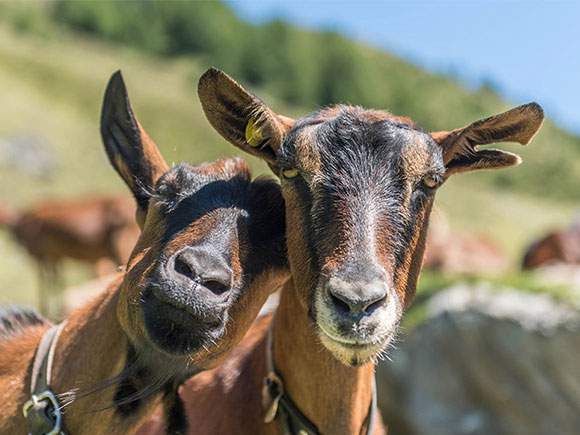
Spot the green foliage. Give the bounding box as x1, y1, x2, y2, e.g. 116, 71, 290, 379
0, 12, 576, 306
404, 270, 578, 329
50, 0, 250, 72
52, 0, 168, 53
41, 1, 503, 121
1, 0, 580, 201
0, 1, 52, 36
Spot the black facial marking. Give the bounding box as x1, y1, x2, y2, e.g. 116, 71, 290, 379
155, 166, 250, 242
114, 346, 148, 417
141, 285, 222, 355
163, 383, 188, 435
139, 160, 287, 357
153, 164, 286, 278
280, 106, 442, 295
114, 379, 142, 416
245, 178, 287, 275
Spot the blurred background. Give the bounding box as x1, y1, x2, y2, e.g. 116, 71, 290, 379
0, 1, 578, 433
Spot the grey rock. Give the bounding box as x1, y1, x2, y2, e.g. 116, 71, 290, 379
377, 285, 580, 435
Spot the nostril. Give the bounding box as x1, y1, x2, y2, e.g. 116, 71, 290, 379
174, 255, 196, 281
328, 290, 353, 314
364, 294, 387, 314
202, 279, 230, 296
327, 282, 388, 315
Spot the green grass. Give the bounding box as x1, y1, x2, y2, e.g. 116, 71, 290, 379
0, 23, 577, 314
3, 0, 580, 202
0, 23, 285, 305
404, 270, 579, 329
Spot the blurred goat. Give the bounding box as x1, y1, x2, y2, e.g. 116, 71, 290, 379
0, 196, 139, 318
522, 215, 580, 269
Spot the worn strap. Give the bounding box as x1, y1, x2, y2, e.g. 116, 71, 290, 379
263, 326, 319, 435
365, 376, 378, 435
30, 322, 66, 394
263, 324, 378, 435
24, 321, 67, 435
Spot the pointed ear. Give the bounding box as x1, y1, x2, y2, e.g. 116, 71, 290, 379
198, 68, 294, 166
100, 71, 169, 225
431, 102, 544, 176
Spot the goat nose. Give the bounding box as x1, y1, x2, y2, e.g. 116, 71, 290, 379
171, 247, 232, 297
327, 277, 388, 314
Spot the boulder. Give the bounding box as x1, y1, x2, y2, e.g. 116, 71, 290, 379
377, 284, 580, 435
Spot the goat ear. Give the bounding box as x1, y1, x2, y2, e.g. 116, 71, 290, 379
198, 68, 294, 167
431, 102, 544, 176
100, 71, 169, 224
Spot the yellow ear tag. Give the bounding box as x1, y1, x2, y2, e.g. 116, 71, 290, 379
245, 118, 264, 148
282, 168, 299, 179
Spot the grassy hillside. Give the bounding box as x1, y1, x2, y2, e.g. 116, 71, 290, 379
0, 13, 577, 307
0, 23, 282, 305
3, 0, 579, 200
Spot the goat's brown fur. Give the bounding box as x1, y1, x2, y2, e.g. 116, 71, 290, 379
170, 68, 544, 435
0, 71, 289, 434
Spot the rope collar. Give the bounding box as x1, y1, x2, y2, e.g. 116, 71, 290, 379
262, 323, 378, 435
23, 321, 68, 435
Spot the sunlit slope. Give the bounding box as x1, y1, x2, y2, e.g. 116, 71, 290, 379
14, 0, 580, 201
0, 25, 282, 206
0, 24, 277, 304
0, 24, 576, 307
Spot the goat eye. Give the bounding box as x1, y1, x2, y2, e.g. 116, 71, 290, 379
282, 168, 299, 179
422, 174, 442, 189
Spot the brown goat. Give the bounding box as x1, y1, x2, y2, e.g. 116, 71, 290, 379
0, 71, 288, 434
522, 217, 580, 269
0, 195, 140, 318
138, 69, 543, 435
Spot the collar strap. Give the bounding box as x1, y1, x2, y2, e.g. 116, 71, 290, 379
262, 324, 378, 435
23, 321, 67, 435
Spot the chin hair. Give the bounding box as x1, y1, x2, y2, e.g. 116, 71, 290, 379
317, 330, 382, 367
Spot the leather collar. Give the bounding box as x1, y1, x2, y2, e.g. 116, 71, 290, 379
23, 321, 67, 435
262, 323, 378, 435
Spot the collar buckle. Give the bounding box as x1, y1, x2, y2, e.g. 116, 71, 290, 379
24, 321, 67, 435
262, 371, 284, 423
23, 390, 63, 435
